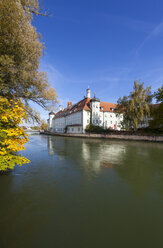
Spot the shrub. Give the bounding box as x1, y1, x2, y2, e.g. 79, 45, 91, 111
85, 124, 112, 134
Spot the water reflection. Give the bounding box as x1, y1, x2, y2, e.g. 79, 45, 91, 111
48, 136, 127, 173
47, 135, 163, 195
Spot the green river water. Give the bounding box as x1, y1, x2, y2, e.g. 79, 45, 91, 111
0, 134, 163, 248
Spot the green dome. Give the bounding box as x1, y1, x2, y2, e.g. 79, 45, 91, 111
49, 111, 55, 115
90, 92, 100, 102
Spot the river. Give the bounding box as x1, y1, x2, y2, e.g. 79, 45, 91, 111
0, 134, 163, 248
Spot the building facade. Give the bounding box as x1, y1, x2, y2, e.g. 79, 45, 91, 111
48, 88, 123, 133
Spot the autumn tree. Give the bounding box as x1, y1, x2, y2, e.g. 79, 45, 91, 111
117, 81, 152, 131
0, 97, 30, 171
150, 85, 163, 129
0, 0, 57, 170
0, 0, 58, 118
40, 122, 48, 131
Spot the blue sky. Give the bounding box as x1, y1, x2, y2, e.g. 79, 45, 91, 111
33, 0, 163, 121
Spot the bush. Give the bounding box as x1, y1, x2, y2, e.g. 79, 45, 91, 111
137, 127, 163, 135
85, 124, 112, 134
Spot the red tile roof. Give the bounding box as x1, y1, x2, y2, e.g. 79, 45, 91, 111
53, 98, 117, 119
53, 98, 160, 120
100, 102, 117, 112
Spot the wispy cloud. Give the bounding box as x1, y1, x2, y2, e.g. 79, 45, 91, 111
95, 12, 154, 34
40, 61, 64, 87
136, 21, 163, 54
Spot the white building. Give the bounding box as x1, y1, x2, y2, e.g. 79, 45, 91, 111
48, 88, 123, 133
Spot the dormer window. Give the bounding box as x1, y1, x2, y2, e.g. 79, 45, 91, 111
101, 107, 104, 110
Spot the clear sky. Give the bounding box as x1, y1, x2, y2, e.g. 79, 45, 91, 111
33, 0, 163, 121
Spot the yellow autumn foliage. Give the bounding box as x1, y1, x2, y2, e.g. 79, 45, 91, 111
0, 97, 30, 171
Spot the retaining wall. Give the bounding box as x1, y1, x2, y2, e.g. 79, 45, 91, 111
41, 131, 163, 142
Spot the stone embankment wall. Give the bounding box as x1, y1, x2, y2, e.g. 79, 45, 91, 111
41, 131, 163, 142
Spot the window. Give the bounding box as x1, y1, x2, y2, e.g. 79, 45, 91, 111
110, 115, 112, 118
96, 120, 98, 124
93, 120, 95, 124
72, 128, 74, 131
87, 112, 89, 116
78, 128, 80, 131
87, 119, 89, 123
110, 121, 112, 124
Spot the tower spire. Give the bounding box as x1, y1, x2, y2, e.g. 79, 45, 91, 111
86, 87, 91, 98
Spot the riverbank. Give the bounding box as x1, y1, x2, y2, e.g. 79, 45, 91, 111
40, 131, 163, 142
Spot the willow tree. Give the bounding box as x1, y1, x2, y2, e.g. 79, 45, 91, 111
0, 0, 57, 119
117, 81, 152, 131
150, 85, 163, 129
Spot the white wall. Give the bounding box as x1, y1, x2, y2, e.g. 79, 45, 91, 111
103, 112, 123, 130
83, 110, 90, 132
91, 101, 100, 126
90, 101, 123, 130
67, 126, 83, 133
66, 111, 82, 126
52, 117, 65, 133
52, 111, 83, 133
49, 114, 55, 130
83, 109, 123, 132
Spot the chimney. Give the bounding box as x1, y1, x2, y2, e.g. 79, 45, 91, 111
86, 87, 91, 98
67, 102, 72, 108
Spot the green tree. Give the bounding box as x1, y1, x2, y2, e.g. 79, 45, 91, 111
150, 85, 163, 129
117, 81, 152, 131
154, 85, 163, 102
0, 0, 58, 119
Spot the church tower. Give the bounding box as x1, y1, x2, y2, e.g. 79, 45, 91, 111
86, 87, 91, 98
48, 111, 55, 130
90, 93, 100, 126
